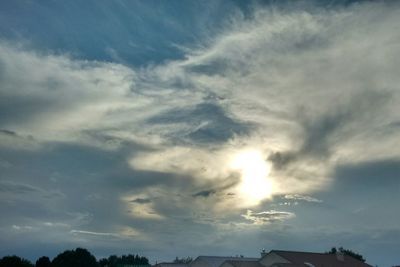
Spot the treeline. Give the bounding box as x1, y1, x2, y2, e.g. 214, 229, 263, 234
325, 246, 365, 262
0, 248, 149, 267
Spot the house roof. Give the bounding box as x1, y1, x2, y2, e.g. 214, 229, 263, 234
270, 250, 373, 267
224, 260, 265, 267
155, 263, 189, 267
270, 264, 307, 267
192, 256, 258, 267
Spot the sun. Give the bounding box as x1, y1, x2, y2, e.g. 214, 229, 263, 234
230, 149, 273, 206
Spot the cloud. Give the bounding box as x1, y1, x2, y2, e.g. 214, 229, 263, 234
192, 189, 216, 198
241, 210, 295, 225
146, 102, 252, 144
0, 43, 136, 143
70, 230, 120, 237
0, 180, 65, 199
284, 194, 322, 203
0, 128, 39, 150
0, 129, 17, 136
2, 2, 400, 208
127, 2, 400, 207
131, 198, 152, 204
0, 181, 42, 194
12, 225, 34, 231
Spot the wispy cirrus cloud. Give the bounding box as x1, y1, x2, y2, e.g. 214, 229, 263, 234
284, 194, 322, 203
242, 210, 295, 225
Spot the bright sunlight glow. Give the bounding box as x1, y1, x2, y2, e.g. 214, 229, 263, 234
230, 149, 273, 206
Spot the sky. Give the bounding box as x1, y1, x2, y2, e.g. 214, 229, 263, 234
0, 0, 400, 266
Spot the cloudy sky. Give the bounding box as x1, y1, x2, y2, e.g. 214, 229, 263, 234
1, 0, 400, 266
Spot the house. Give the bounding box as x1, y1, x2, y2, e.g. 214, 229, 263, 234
154, 263, 189, 267
258, 250, 373, 267
221, 259, 265, 267
190, 256, 259, 267
157, 249, 373, 267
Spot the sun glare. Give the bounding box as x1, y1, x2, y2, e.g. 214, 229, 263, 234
230, 149, 273, 206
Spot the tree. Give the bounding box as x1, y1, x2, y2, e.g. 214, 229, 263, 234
327, 247, 337, 254
0, 255, 34, 267
35, 256, 51, 267
51, 248, 98, 267
98, 258, 109, 267
326, 247, 366, 262
99, 254, 149, 267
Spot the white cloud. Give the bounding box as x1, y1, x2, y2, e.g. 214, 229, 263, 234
129, 2, 400, 206
242, 210, 295, 225
70, 230, 119, 237
284, 194, 322, 203
1, 2, 400, 214
12, 225, 34, 231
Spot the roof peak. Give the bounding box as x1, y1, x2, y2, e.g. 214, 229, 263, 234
271, 250, 329, 256
197, 256, 257, 259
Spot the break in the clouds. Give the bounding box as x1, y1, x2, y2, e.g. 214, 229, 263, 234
1, 1, 400, 266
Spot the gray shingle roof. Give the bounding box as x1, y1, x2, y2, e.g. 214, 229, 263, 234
155, 263, 189, 267
224, 260, 265, 267
270, 250, 373, 267
192, 256, 259, 267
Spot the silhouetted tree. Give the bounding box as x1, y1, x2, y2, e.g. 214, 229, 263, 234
51, 248, 98, 267
35, 256, 51, 267
326, 247, 366, 262
0, 255, 34, 267
98, 258, 108, 267
328, 247, 337, 254
99, 254, 149, 267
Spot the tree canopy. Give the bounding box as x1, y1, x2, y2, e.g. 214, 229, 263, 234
326, 246, 366, 262
0, 255, 34, 267
0, 248, 150, 267
99, 254, 149, 267
35, 256, 51, 267
51, 248, 98, 267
